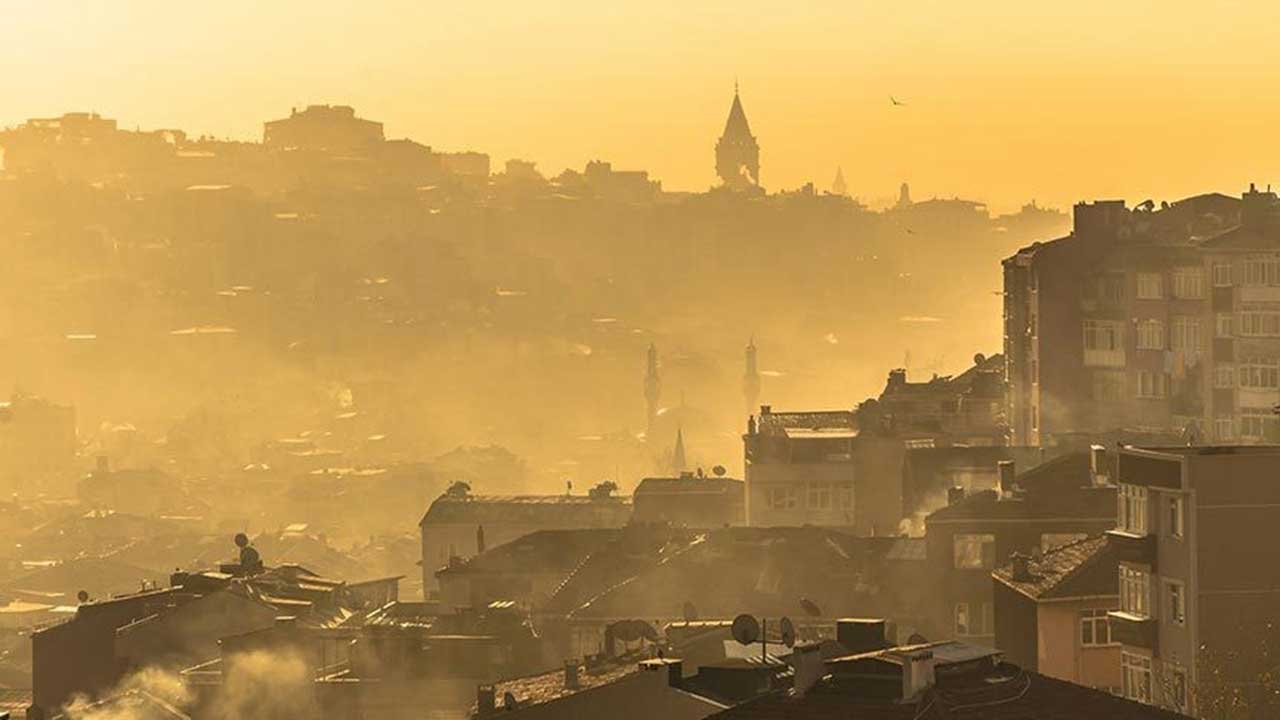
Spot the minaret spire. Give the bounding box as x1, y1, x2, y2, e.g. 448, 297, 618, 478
744, 337, 761, 416
644, 343, 661, 436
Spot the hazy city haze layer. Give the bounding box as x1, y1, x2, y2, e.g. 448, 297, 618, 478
5, 0, 1280, 211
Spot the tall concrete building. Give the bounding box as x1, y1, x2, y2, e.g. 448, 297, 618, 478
1107, 445, 1280, 716
1003, 192, 1249, 447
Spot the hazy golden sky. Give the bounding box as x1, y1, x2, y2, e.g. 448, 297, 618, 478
5, 0, 1280, 211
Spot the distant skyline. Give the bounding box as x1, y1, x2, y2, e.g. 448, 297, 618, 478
6, 1, 1280, 212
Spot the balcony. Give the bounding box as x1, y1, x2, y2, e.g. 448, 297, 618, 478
1108, 611, 1158, 651
1106, 529, 1157, 570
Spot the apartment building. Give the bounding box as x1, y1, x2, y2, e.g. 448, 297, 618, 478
923, 453, 1115, 645
1004, 193, 1243, 446
1107, 445, 1280, 716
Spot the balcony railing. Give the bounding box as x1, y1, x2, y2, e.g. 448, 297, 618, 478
1106, 529, 1157, 570
1108, 610, 1158, 652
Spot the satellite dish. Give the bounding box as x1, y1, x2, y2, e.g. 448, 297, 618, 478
503, 692, 519, 710
76, 590, 90, 604
682, 601, 699, 622
780, 616, 796, 648
731, 613, 760, 646
799, 598, 822, 617
712, 465, 726, 477
234, 532, 249, 548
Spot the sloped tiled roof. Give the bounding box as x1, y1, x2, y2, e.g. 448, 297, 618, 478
435, 528, 617, 578
992, 535, 1116, 600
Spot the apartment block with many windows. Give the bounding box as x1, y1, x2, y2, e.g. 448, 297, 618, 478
1004, 193, 1243, 447
1107, 445, 1280, 716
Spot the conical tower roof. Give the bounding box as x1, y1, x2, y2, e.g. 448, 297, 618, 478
722, 89, 753, 140
672, 426, 687, 473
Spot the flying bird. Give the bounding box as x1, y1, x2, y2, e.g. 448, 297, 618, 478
890, 96, 906, 107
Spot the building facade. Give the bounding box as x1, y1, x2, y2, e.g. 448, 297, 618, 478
992, 535, 1121, 693
1107, 445, 1280, 716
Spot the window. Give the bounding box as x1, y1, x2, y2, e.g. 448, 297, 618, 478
1167, 580, 1186, 626
835, 483, 853, 509
1216, 312, 1234, 338
1239, 311, 1280, 337
1214, 364, 1236, 389
1031, 359, 1039, 384
1239, 358, 1280, 389
1171, 267, 1205, 299
1081, 609, 1114, 646
1170, 316, 1201, 352
1042, 533, 1087, 553
1029, 314, 1037, 337
1136, 371, 1168, 399
1137, 273, 1164, 299
1118, 484, 1148, 534
1214, 416, 1235, 441
1213, 262, 1233, 287
953, 533, 996, 569
1122, 652, 1153, 703
768, 486, 799, 510
1120, 566, 1150, 617
807, 481, 832, 510
1083, 320, 1123, 351
1244, 258, 1280, 286
955, 602, 994, 636
1098, 274, 1125, 303
1136, 320, 1165, 350
1239, 407, 1278, 441
1170, 667, 1188, 711
1168, 495, 1185, 538
1093, 371, 1126, 402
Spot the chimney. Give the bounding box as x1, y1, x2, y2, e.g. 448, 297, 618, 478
476, 685, 496, 717
1010, 552, 1034, 582
947, 486, 965, 505
760, 405, 772, 417
900, 648, 936, 699
95, 455, 109, 474
790, 643, 825, 696
997, 460, 1016, 496
1090, 444, 1110, 487
604, 624, 617, 658
564, 660, 580, 690
837, 618, 888, 654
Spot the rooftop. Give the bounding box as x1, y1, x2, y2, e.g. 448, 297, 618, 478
992, 535, 1116, 601
710, 662, 1190, 719
420, 493, 632, 526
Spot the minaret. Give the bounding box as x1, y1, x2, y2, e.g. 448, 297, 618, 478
644, 343, 661, 435
832, 167, 848, 197
672, 426, 687, 473
715, 83, 761, 191
744, 338, 761, 416
896, 182, 913, 209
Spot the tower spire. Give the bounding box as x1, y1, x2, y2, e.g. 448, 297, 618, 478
744, 337, 761, 416
672, 426, 687, 473
644, 343, 661, 436
716, 83, 760, 191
